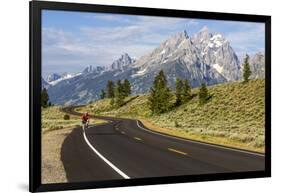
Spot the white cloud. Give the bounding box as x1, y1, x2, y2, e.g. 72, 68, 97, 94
225, 22, 265, 56
42, 16, 196, 75
42, 14, 264, 76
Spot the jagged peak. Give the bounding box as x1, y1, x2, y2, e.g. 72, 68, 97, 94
111, 53, 135, 70
115, 53, 133, 61
192, 26, 213, 43
179, 30, 189, 39
121, 52, 130, 58
166, 30, 190, 41
199, 26, 210, 33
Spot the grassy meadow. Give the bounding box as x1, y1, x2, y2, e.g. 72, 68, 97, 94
76, 79, 265, 153
41, 106, 81, 134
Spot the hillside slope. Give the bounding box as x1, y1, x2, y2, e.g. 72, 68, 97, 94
77, 79, 265, 152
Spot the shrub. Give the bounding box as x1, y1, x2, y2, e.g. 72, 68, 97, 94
254, 136, 265, 148
63, 114, 70, 120
174, 120, 180, 127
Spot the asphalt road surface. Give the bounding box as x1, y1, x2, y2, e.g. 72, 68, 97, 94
61, 106, 265, 182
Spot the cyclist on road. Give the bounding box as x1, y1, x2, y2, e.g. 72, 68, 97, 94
81, 112, 90, 130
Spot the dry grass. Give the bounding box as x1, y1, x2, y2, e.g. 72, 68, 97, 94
41, 126, 74, 184
42, 106, 81, 134
77, 79, 265, 153
41, 106, 106, 184
139, 119, 264, 153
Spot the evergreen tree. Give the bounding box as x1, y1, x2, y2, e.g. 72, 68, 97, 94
243, 54, 251, 83
114, 80, 125, 108
148, 87, 157, 113
148, 70, 172, 114
175, 78, 183, 106
123, 79, 131, 97
41, 88, 50, 108
110, 97, 115, 107
100, 89, 106, 99
182, 79, 191, 102
198, 82, 208, 105
106, 80, 115, 98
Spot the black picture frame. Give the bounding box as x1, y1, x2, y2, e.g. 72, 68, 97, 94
30, 0, 271, 192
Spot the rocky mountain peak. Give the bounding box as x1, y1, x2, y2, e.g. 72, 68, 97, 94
82, 65, 93, 73
82, 65, 105, 74
170, 30, 189, 42
192, 26, 212, 44
46, 28, 265, 105
46, 73, 61, 82
200, 26, 209, 32
111, 53, 135, 70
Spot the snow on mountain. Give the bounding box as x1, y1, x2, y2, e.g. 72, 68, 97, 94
47, 28, 264, 105
48, 72, 82, 86
46, 73, 61, 82
192, 26, 213, 51
192, 27, 241, 81
213, 63, 223, 74
130, 29, 226, 89
41, 77, 50, 89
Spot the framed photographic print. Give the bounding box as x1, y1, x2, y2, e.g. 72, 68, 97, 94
30, 0, 271, 192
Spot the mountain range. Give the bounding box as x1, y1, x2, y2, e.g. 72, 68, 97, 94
43, 27, 265, 105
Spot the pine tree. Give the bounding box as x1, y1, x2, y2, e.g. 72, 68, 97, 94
182, 79, 191, 102
148, 70, 172, 114
41, 88, 50, 108
110, 97, 115, 107
243, 54, 251, 83
148, 87, 156, 113
175, 78, 183, 106
100, 89, 106, 99
106, 80, 115, 98
198, 82, 208, 105
114, 80, 125, 108
123, 79, 131, 97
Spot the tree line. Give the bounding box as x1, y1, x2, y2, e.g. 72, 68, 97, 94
148, 55, 251, 114
147, 70, 210, 114
41, 56, 251, 109
100, 79, 131, 108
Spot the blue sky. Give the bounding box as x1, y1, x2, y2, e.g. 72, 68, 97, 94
42, 10, 265, 76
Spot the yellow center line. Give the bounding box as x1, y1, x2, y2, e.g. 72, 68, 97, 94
134, 137, 142, 141
168, 148, 187, 156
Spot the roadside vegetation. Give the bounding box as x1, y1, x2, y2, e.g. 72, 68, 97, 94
42, 106, 81, 134
41, 106, 81, 184
77, 62, 265, 153
41, 103, 106, 183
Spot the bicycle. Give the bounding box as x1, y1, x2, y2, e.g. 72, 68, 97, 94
82, 120, 89, 131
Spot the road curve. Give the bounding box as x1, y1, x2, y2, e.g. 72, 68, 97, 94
61, 106, 265, 182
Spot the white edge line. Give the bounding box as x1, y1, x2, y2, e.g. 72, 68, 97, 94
82, 128, 130, 179
136, 120, 264, 157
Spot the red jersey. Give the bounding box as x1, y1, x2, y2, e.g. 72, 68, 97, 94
81, 114, 90, 121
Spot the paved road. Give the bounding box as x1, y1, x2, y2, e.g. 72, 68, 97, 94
61, 106, 265, 182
